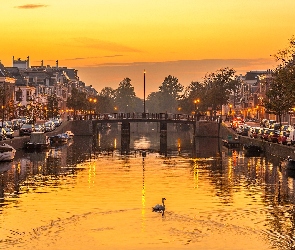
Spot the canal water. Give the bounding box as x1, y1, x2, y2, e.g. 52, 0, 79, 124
0, 124, 294, 250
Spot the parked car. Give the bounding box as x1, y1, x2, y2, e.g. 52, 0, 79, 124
11, 119, 22, 130
52, 118, 62, 127
272, 123, 281, 131
34, 124, 45, 133
249, 127, 261, 139
261, 129, 272, 141
281, 124, 292, 132
268, 120, 277, 128
4, 121, 12, 129
268, 130, 280, 143
278, 131, 291, 145
19, 124, 35, 136
236, 125, 250, 136
44, 121, 55, 132
3, 127, 14, 139
20, 116, 29, 124
0, 121, 10, 128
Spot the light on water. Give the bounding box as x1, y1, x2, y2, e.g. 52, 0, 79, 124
0, 127, 295, 249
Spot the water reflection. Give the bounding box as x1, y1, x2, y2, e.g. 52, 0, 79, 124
2, 127, 295, 249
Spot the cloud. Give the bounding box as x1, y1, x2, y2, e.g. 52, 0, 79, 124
63, 55, 124, 61
15, 4, 48, 9
74, 37, 141, 53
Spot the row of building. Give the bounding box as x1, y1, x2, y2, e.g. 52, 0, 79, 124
0, 56, 97, 120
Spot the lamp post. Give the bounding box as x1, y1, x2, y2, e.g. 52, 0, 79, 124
89, 97, 97, 119
194, 99, 200, 120
143, 69, 146, 115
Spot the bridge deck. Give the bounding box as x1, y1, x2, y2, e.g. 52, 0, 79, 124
73, 112, 198, 124
95, 118, 195, 124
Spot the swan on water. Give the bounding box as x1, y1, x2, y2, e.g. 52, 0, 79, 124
152, 198, 166, 212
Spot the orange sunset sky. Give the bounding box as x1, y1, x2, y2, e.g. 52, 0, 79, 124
1, 0, 295, 98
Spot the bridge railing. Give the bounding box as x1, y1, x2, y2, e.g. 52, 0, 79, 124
68, 112, 197, 121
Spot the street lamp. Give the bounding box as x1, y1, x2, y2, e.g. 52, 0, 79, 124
143, 69, 146, 115
194, 99, 200, 120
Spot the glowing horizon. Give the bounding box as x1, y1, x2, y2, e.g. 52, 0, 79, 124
1, 0, 294, 97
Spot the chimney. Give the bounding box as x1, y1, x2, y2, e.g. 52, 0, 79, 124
56, 60, 58, 68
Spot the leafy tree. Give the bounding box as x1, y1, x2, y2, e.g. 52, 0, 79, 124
98, 87, 116, 113
146, 91, 162, 113
67, 88, 87, 115
264, 36, 295, 126
264, 64, 295, 126
47, 94, 59, 118
179, 81, 205, 114
115, 78, 136, 112
203, 67, 241, 115
158, 75, 183, 113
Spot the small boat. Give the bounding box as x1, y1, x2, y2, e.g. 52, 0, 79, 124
50, 133, 69, 144
0, 144, 16, 161
222, 138, 240, 148
64, 131, 74, 139
284, 156, 295, 170
24, 132, 50, 151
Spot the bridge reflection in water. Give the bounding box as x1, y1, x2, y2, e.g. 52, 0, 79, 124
93, 122, 221, 159
91, 115, 196, 156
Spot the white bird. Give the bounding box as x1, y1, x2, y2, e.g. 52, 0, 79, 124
152, 198, 166, 213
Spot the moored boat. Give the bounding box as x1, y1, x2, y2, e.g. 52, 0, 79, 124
24, 132, 50, 151
0, 144, 16, 162
50, 133, 69, 144
64, 131, 74, 139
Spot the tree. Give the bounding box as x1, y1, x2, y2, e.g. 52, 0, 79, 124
203, 68, 241, 116
264, 64, 295, 126
158, 75, 183, 113
115, 78, 136, 112
179, 81, 205, 114
98, 87, 116, 113
67, 88, 87, 115
264, 36, 295, 126
47, 94, 59, 118
146, 91, 162, 113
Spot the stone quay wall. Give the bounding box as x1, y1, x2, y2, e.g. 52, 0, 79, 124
195, 121, 295, 160
218, 122, 294, 160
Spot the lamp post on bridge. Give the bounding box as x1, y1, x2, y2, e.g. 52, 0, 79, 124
143, 69, 146, 116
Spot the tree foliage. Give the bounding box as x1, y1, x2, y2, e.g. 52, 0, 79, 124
67, 88, 87, 114
179, 81, 205, 114
98, 87, 116, 113
115, 78, 136, 112
202, 67, 241, 113
47, 94, 59, 118
264, 41, 295, 125
146, 91, 162, 113
158, 75, 183, 113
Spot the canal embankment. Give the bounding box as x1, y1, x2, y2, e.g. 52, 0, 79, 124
4, 120, 73, 150
219, 122, 295, 160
